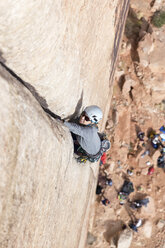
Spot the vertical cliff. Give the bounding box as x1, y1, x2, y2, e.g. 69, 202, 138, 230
0, 0, 129, 247
0, 0, 129, 119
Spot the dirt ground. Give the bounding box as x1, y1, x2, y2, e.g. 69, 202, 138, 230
86, 5, 165, 246
86, 63, 165, 248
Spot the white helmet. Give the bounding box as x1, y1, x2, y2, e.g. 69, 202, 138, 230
84, 105, 103, 123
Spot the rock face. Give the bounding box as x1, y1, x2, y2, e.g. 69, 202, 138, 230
157, 220, 165, 229
141, 196, 155, 217
117, 228, 133, 248
0, 64, 97, 248
138, 26, 165, 103
141, 221, 152, 238
0, 0, 119, 118
0, 1, 129, 248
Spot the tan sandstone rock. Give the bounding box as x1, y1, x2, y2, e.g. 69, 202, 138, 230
0, 64, 97, 248
157, 219, 165, 229
131, 0, 151, 16
149, 40, 165, 73
0, 0, 130, 247
138, 28, 165, 103
117, 228, 133, 248
0, 0, 118, 118
141, 221, 152, 238
151, 150, 161, 165
151, 0, 165, 11
138, 34, 154, 68
141, 196, 155, 217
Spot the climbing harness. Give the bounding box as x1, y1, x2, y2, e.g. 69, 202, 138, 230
76, 133, 111, 164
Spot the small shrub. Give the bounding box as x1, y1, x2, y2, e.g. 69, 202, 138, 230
152, 10, 165, 28
125, 9, 142, 39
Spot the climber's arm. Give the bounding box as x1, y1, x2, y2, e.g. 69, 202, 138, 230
64, 121, 89, 137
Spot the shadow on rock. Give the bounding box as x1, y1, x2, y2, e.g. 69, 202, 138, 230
65, 90, 83, 121
132, 192, 148, 201
0, 61, 48, 109
135, 124, 142, 136
0, 50, 6, 63
0, 61, 64, 121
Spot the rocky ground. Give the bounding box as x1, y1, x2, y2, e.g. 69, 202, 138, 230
86, 0, 165, 247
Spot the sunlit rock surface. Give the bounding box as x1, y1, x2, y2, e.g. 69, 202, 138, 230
0, 64, 98, 248
0, 0, 129, 247
0, 0, 119, 117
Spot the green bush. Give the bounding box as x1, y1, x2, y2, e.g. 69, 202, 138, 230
152, 11, 165, 28
125, 9, 142, 39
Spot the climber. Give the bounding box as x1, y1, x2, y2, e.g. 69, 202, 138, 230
129, 198, 149, 209
129, 219, 142, 232
137, 131, 145, 141
157, 154, 165, 169
64, 105, 104, 158
151, 134, 160, 149
101, 198, 110, 206
98, 174, 113, 188
159, 125, 165, 143
105, 178, 113, 186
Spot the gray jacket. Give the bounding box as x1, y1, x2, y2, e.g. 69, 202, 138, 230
64, 121, 101, 155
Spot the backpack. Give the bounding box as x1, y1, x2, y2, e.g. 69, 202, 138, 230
120, 180, 134, 195
77, 134, 111, 164
118, 181, 134, 204
96, 185, 103, 195
157, 155, 165, 168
